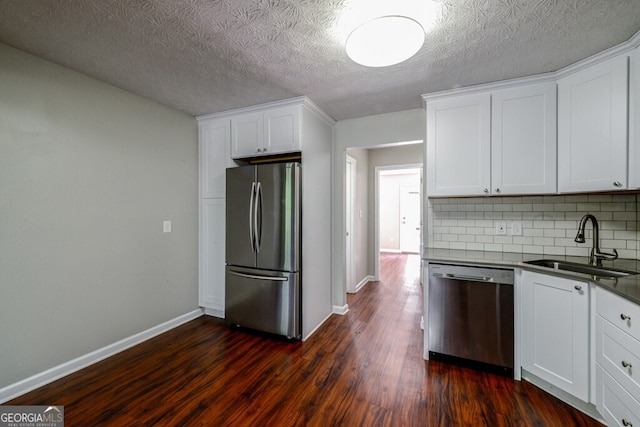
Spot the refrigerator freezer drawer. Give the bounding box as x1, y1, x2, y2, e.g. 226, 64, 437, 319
225, 266, 301, 339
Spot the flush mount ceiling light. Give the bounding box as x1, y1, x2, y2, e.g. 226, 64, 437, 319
345, 15, 425, 67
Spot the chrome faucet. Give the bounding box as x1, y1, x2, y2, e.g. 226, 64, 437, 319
574, 214, 618, 266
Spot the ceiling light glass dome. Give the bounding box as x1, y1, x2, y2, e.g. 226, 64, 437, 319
345, 15, 425, 67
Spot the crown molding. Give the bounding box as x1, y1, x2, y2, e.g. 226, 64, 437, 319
196, 96, 335, 125
422, 28, 640, 104
421, 72, 556, 104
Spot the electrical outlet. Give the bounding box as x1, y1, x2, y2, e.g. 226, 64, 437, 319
495, 221, 506, 235
511, 222, 522, 236
163, 220, 172, 233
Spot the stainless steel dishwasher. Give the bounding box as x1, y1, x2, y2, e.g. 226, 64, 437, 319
428, 263, 514, 376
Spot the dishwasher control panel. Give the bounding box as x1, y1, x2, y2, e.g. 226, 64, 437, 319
429, 263, 514, 285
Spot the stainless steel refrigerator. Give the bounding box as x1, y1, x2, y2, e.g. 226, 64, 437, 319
225, 162, 301, 339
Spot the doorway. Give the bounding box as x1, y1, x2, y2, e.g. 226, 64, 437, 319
375, 166, 422, 280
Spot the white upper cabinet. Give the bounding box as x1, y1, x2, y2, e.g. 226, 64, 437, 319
199, 118, 231, 199
231, 111, 264, 159
231, 105, 301, 159
558, 55, 629, 193
629, 46, 640, 189
264, 106, 301, 155
491, 83, 557, 195
426, 93, 491, 196
426, 82, 557, 197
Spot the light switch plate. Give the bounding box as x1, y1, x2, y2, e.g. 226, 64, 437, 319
496, 221, 506, 235
163, 220, 172, 233
511, 222, 522, 236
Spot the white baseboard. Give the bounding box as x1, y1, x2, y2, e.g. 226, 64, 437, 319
355, 275, 375, 293
0, 308, 204, 404
332, 304, 349, 315
303, 311, 334, 341
202, 307, 224, 318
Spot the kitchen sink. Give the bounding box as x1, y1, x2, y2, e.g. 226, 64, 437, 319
523, 259, 638, 279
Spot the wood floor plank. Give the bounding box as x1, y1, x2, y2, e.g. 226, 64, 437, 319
6, 253, 603, 426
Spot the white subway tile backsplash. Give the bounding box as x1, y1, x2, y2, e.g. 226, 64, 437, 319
426, 194, 638, 259
544, 246, 566, 255
513, 236, 533, 245
534, 237, 555, 246
544, 229, 565, 238
523, 245, 544, 254
588, 195, 613, 202
614, 212, 636, 221
476, 235, 494, 244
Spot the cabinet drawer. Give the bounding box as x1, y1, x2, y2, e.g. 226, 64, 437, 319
597, 287, 640, 341
597, 316, 640, 401
597, 366, 640, 427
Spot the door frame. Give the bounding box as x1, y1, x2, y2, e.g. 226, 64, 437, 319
345, 155, 357, 293
374, 164, 422, 279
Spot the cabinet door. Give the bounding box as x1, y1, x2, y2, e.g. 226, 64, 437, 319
492, 83, 557, 195
199, 119, 230, 199
263, 105, 300, 155
199, 198, 225, 315
558, 55, 629, 193
629, 47, 640, 188
426, 93, 491, 196
521, 270, 589, 401
231, 112, 263, 159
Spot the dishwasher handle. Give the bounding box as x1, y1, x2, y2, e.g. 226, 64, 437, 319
431, 272, 495, 283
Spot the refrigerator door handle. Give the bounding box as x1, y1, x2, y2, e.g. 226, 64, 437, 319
228, 270, 288, 282
249, 181, 256, 252
255, 181, 262, 253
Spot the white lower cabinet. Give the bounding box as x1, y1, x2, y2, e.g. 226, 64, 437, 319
521, 270, 590, 402
597, 367, 640, 427
199, 198, 225, 315
596, 287, 640, 426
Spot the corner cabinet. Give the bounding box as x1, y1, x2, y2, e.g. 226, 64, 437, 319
425, 82, 556, 197
520, 270, 590, 402
231, 105, 301, 159
558, 55, 629, 193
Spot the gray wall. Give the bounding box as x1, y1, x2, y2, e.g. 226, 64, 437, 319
333, 109, 425, 308
0, 44, 198, 389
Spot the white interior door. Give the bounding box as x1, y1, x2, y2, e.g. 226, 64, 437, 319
345, 156, 356, 293
400, 185, 421, 253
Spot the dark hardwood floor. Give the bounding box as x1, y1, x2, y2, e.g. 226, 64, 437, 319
7, 253, 603, 426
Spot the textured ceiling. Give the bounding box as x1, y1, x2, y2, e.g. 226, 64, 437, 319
1, 0, 640, 120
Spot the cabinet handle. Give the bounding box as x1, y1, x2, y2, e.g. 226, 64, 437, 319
613, 181, 622, 187
621, 313, 632, 321
622, 419, 632, 427
494, 188, 501, 193
483, 188, 489, 194
622, 360, 632, 368
574, 285, 582, 291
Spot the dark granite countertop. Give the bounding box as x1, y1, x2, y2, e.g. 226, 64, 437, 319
423, 248, 640, 305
